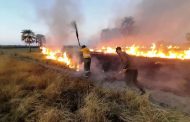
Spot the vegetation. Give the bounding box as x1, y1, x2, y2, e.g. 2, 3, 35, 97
21, 29, 36, 52
21, 29, 46, 51
36, 34, 46, 46
0, 49, 189, 122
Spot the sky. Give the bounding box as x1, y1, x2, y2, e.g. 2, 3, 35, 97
0, 0, 141, 45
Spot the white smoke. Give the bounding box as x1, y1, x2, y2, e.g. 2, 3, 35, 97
34, 0, 83, 47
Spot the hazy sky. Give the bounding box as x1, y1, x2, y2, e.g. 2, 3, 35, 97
0, 0, 141, 45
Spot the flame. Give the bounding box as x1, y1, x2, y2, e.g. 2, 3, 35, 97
40, 47, 79, 71
92, 43, 190, 60
40, 43, 190, 71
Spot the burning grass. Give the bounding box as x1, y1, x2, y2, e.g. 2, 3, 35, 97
0, 52, 190, 122
40, 47, 79, 70
93, 43, 190, 60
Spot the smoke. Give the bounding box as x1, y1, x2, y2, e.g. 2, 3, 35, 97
101, 17, 136, 40
98, 16, 137, 47
98, 0, 190, 46
88, 53, 190, 96
135, 0, 190, 42
142, 62, 189, 96
34, 0, 83, 47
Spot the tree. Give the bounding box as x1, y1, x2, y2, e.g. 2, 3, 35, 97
21, 29, 35, 52
36, 34, 46, 47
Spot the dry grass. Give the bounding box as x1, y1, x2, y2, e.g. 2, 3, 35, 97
0, 51, 190, 122
0, 54, 91, 122
38, 107, 76, 122
79, 88, 189, 122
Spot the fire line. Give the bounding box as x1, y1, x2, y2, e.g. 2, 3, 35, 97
40, 43, 190, 70
91, 43, 190, 60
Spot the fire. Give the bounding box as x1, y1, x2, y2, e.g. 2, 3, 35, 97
40, 43, 190, 71
40, 47, 79, 71
93, 43, 190, 60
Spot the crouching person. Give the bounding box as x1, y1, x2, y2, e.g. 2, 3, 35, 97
116, 47, 145, 95
80, 45, 91, 77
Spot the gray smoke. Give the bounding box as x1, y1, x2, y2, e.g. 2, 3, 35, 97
99, 0, 190, 46
135, 0, 190, 42
34, 0, 83, 47
139, 61, 190, 96
100, 17, 136, 41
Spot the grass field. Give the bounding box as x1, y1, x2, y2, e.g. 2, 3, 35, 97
0, 48, 190, 122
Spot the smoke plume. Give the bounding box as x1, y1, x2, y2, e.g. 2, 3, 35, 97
98, 0, 190, 46
135, 0, 190, 42
98, 16, 137, 47
34, 0, 83, 47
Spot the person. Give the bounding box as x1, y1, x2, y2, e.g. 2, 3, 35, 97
116, 47, 145, 95
80, 45, 91, 77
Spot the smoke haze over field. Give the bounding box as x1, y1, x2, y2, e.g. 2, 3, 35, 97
98, 0, 190, 47
135, 0, 190, 42
33, 0, 190, 47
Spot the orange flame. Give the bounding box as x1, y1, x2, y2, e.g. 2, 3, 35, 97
40, 47, 79, 71
92, 43, 190, 60
40, 43, 190, 71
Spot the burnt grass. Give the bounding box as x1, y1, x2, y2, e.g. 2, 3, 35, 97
0, 49, 190, 122
92, 53, 190, 96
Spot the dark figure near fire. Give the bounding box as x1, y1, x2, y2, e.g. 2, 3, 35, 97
116, 47, 146, 95
80, 45, 91, 77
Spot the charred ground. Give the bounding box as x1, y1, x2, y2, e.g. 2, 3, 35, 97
91, 52, 190, 96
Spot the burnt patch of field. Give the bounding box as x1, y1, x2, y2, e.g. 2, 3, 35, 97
92, 53, 190, 96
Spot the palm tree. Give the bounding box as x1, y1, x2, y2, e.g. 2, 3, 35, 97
21, 29, 35, 52
36, 34, 46, 47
